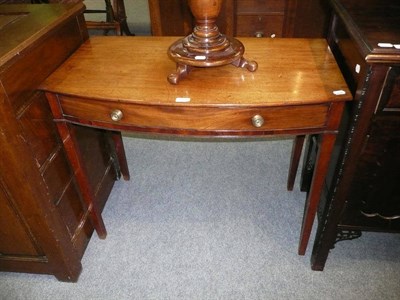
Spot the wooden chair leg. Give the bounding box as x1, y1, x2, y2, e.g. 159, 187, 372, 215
287, 135, 305, 191
113, 0, 134, 36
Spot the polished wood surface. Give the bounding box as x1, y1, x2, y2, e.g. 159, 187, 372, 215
42, 36, 351, 257
41, 37, 350, 107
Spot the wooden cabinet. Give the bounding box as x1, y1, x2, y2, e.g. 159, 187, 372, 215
0, 4, 117, 281
236, 0, 286, 37
148, 0, 330, 38
310, 0, 400, 270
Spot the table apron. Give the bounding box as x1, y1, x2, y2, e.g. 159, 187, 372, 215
53, 95, 339, 137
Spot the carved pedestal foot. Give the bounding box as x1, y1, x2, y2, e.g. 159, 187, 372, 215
167, 56, 258, 85
168, 64, 192, 85
231, 56, 258, 72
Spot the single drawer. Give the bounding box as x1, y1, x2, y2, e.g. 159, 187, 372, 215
1, 18, 83, 114
236, 15, 284, 37
58, 95, 330, 135
237, 0, 285, 13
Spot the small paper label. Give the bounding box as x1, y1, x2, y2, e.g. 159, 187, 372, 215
355, 64, 361, 74
195, 55, 206, 60
394, 44, 400, 49
378, 43, 393, 48
333, 90, 346, 96
176, 97, 191, 103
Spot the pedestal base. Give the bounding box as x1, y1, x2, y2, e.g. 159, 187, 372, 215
167, 36, 258, 84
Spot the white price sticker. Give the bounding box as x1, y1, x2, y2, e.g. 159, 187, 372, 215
175, 97, 191, 103
333, 90, 346, 96
378, 43, 393, 48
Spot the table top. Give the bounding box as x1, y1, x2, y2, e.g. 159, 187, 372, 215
40, 36, 351, 107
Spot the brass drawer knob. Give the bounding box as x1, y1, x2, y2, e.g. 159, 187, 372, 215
110, 109, 123, 121
251, 114, 264, 128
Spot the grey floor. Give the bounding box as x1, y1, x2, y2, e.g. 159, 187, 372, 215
1, 136, 400, 299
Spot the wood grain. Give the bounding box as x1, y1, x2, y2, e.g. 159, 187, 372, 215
40, 36, 351, 107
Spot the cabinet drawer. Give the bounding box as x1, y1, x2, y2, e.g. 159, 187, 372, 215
236, 15, 284, 37
58, 96, 329, 135
237, 0, 285, 13
1, 18, 83, 113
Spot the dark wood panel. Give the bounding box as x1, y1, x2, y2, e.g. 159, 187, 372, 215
42, 147, 75, 204
0, 183, 43, 256
342, 115, 400, 224
18, 92, 60, 168
290, 0, 330, 38
379, 67, 400, 111
237, 0, 285, 13
236, 15, 283, 37
148, 0, 234, 36
1, 3, 116, 281
148, 0, 328, 38
73, 126, 117, 194
311, 0, 400, 271
56, 179, 85, 238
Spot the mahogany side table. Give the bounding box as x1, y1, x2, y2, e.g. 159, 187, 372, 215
40, 36, 351, 256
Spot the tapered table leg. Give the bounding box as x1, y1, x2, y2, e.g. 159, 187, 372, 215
287, 135, 305, 191
46, 92, 107, 239
298, 133, 337, 255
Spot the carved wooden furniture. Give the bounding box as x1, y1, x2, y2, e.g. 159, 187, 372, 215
310, 0, 400, 270
148, 0, 330, 38
167, 0, 258, 84
0, 3, 117, 281
84, 0, 133, 35
40, 36, 351, 259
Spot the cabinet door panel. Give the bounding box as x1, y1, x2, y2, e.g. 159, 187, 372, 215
236, 15, 283, 37
344, 115, 400, 224
18, 92, 60, 168
0, 184, 43, 256
57, 181, 85, 239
